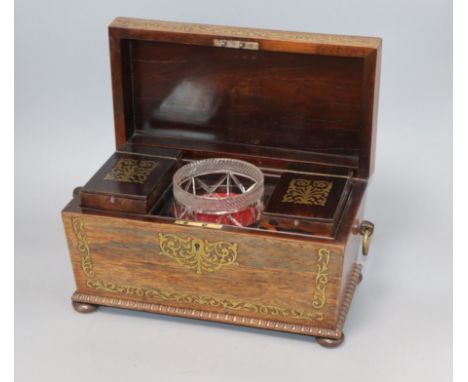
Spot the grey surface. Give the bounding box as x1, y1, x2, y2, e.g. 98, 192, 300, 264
15, 1, 452, 381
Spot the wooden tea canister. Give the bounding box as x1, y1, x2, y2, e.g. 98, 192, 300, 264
62, 17, 381, 347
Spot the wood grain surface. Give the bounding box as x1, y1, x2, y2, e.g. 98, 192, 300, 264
108, 17, 381, 178
63, 211, 346, 328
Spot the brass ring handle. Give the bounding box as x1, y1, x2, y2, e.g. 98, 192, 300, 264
358, 220, 374, 256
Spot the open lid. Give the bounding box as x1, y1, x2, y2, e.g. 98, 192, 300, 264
109, 17, 381, 178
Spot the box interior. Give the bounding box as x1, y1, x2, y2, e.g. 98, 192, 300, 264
114, 37, 378, 177
69, 20, 380, 240
76, 143, 365, 239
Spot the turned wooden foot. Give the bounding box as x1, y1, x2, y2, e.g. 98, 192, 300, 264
358, 272, 363, 284
316, 334, 345, 348
72, 301, 98, 313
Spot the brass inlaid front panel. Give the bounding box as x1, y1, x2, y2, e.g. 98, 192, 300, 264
104, 158, 158, 184
158, 233, 238, 274
69, 216, 335, 322
281, 179, 333, 206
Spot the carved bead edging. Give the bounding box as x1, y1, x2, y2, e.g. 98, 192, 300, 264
71, 292, 341, 339
336, 263, 362, 332
69, 256, 363, 341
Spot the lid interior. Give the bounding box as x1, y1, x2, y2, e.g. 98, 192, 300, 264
110, 19, 380, 178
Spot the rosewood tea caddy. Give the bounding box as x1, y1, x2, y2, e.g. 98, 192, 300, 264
62, 17, 381, 347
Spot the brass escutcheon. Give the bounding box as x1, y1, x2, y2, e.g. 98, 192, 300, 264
358, 220, 374, 256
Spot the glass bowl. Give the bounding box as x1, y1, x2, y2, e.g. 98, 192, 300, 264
172, 158, 264, 227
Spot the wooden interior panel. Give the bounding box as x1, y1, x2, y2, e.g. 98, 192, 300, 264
118, 39, 366, 162
109, 18, 381, 178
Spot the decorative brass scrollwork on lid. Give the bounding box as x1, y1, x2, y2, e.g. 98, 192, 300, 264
104, 158, 158, 184
158, 233, 238, 274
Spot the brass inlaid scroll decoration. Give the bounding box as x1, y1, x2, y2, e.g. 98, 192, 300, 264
281, 179, 333, 206
70, 217, 330, 322
104, 159, 158, 184
85, 278, 324, 320
71, 217, 95, 278
158, 233, 238, 275
312, 248, 330, 309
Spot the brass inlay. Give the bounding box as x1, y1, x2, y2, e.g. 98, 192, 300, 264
312, 248, 330, 309
70, 217, 330, 322
158, 233, 238, 274
281, 179, 333, 206
113, 18, 379, 48
85, 279, 324, 321
72, 217, 95, 278
104, 158, 158, 184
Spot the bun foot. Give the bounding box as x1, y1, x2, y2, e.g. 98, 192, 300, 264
316, 334, 345, 348
72, 301, 98, 313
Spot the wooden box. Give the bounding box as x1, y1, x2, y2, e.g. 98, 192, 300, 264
260, 170, 352, 236
79, 144, 181, 214
62, 17, 381, 347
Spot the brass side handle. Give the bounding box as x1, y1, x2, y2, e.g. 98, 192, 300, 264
358, 220, 374, 256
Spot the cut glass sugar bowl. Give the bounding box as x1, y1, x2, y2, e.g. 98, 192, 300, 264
172, 158, 264, 227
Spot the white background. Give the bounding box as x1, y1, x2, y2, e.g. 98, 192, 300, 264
15, 1, 452, 381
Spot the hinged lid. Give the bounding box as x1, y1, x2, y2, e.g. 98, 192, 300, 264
109, 17, 381, 178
